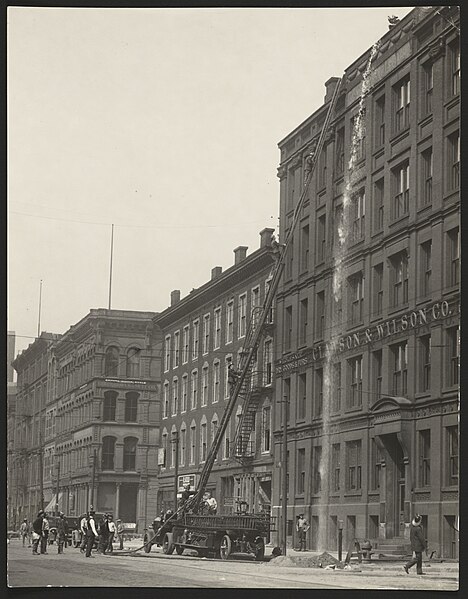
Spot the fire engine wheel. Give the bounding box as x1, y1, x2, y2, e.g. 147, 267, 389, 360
254, 538, 265, 561
162, 532, 175, 555
219, 535, 232, 560
143, 533, 152, 553
175, 545, 184, 555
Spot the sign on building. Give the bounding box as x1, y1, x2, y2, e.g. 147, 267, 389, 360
157, 448, 166, 466
177, 474, 197, 492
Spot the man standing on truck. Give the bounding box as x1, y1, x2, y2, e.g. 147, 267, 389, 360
204, 492, 218, 515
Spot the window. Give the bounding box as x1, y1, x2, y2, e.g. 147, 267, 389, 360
333, 363, 341, 412
224, 356, 232, 398
288, 167, 296, 207
283, 377, 291, 424
299, 298, 308, 346
336, 127, 345, 175
192, 320, 199, 360
352, 191, 365, 242
211, 415, 219, 448
226, 301, 234, 344
203, 314, 210, 354
172, 379, 179, 415
238, 294, 247, 338
190, 370, 198, 409
421, 148, 433, 206
391, 251, 409, 306
447, 327, 460, 386
393, 162, 410, 219
349, 273, 364, 325
371, 438, 382, 490
181, 374, 188, 412
446, 425, 459, 486
373, 263, 383, 316
200, 421, 207, 462
318, 147, 327, 188
123, 437, 137, 471
285, 306, 293, 350
351, 113, 366, 161
103, 390, 117, 421
450, 39, 460, 96
447, 228, 459, 286
316, 291, 325, 339
332, 444, 340, 492
163, 382, 169, 418
394, 78, 410, 132
285, 237, 293, 280
312, 446, 322, 494
420, 240, 432, 297
101, 436, 115, 470
346, 440, 362, 491
201, 365, 209, 406
314, 369, 323, 417
392, 341, 408, 395
373, 349, 383, 399
223, 429, 231, 460
164, 336, 171, 372
125, 391, 138, 422
348, 356, 363, 408
423, 63, 433, 114
126, 348, 140, 378
190, 423, 196, 465
373, 178, 384, 232
317, 214, 326, 262
420, 336, 431, 392
180, 426, 186, 466
448, 131, 460, 190
300, 224, 310, 271
214, 308, 221, 349
173, 331, 180, 368
213, 361, 220, 403
182, 326, 189, 364
264, 339, 273, 385
375, 95, 385, 147
262, 406, 271, 453
297, 372, 306, 420
419, 430, 431, 487
297, 448, 306, 494
104, 346, 119, 377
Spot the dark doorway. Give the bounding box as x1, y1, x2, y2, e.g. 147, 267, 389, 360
380, 433, 405, 538
119, 483, 138, 523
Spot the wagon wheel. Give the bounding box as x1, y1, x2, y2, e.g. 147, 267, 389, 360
254, 537, 265, 561
175, 544, 184, 555
143, 532, 152, 553
219, 535, 232, 560
162, 532, 175, 555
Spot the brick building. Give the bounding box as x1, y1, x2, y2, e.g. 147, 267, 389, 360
154, 230, 276, 516
272, 7, 459, 558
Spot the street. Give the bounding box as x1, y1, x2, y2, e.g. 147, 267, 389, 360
7, 539, 458, 590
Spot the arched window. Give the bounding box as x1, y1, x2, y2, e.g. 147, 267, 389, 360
126, 348, 141, 378
123, 437, 138, 471
125, 391, 138, 422
103, 390, 117, 421
105, 346, 120, 377
102, 436, 116, 470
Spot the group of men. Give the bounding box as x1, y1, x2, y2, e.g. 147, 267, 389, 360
29, 511, 68, 555
79, 510, 124, 557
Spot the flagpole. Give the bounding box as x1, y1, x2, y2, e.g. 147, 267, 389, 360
37, 279, 43, 338
108, 224, 114, 310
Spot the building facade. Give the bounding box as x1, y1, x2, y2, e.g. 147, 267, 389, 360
272, 6, 459, 558
154, 229, 276, 517
46, 309, 161, 532
7, 332, 17, 528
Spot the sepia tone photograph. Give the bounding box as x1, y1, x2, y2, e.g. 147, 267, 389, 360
7, 3, 459, 591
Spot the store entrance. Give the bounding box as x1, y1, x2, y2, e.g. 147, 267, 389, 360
380, 433, 405, 539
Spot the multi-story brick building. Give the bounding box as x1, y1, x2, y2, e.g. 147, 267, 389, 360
46, 309, 161, 532
154, 229, 276, 516
272, 6, 459, 558
7, 332, 17, 528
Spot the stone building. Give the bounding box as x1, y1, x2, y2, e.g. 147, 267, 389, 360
272, 6, 459, 558
154, 229, 276, 516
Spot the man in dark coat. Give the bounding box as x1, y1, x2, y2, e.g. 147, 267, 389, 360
56, 512, 68, 554
85, 511, 98, 558
31, 511, 44, 555
404, 514, 426, 575
97, 514, 109, 554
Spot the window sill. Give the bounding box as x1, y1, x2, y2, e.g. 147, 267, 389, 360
387, 304, 409, 317
371, 228, 383, 238
413, 487, 431, 494
417, 113, 433, 128
417, 202, 432, 215
344, 406, 363, 414
389, 214, 409, 227
344, 491, 362, 498
443, 189, 459, 202
390, 126, 410, 145
372, 144, 385, 157
415, 391, 431, 400
441, 486, 458, 493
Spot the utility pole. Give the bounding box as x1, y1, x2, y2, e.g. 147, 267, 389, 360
281, 393, 289, 557
90, 449, 97, 508
172, 431, 180, 512
108, 224, 114, 310
55, 457, 61, 516
39, 431, 44, 512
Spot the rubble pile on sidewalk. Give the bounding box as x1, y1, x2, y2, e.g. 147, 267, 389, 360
267, 551, 344, 569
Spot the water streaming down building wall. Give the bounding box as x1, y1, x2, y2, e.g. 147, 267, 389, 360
272, 6, 459, 558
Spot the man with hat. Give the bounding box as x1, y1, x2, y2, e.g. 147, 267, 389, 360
40, 512, 50, 554
85, 510, 98, 558
97, 513, 110, 554
106, 515, 116, 553
404, 514, 427, 575
116, 519, 125, 550
296, 514, 309, 551
31, 511, 44, 555
20, 519, 29, 547
56, 512, 68, 554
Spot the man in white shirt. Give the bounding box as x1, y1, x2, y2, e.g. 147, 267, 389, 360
41, 513, 49, 554
106, 515, 116, 553
79, 513, 88, 553
204, 492, 217, 515
85, 511, 98, 558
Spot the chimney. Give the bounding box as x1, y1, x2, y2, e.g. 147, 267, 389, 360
260, 227, 275, 248
211, 266, 223, 280
324, 77, 340, 103
233, 246, 248, 265
170, 290, 181, 306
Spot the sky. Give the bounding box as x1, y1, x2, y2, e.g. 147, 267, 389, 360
8, 5, 415, 358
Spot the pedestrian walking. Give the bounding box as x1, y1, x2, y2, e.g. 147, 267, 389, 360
40, 513, 49, 554
116, 519, 124, 550
84, 510, 98, 558
404, 515, 427, 575
20, 519, 28, 546
79, 513, 88, 552
106, 515, 116, 553
296, 514, 309, 551
31, 511, 44, 555
97, 513, 109, 554
56, 512, 68, 554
